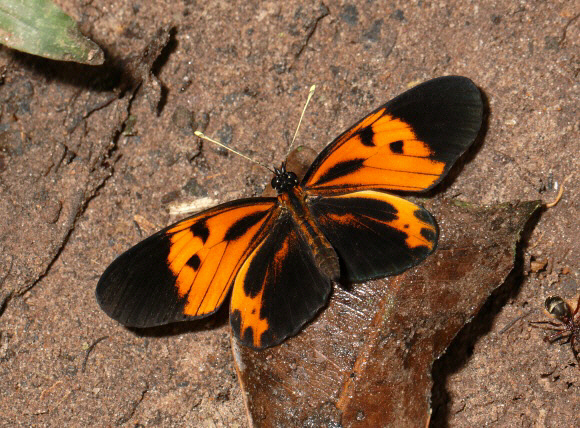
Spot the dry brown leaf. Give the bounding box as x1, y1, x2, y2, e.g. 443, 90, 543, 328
233, 199, 540, 427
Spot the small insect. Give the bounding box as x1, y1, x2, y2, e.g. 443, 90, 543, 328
96, 76, 483, 349
531, 295, 580, 358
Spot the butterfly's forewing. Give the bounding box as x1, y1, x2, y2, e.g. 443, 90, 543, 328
96, 198, 278, 327
309, 190, 437, 282
229, 212, 332, 348
302, 76, 483, 193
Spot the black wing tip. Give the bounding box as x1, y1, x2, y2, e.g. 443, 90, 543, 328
94, 251, 191, 329
414, 75, 481, 98
388, 76, 484, 191
96, 272, 206, 329
403, 75, 484, 132
419, 204, 439, 255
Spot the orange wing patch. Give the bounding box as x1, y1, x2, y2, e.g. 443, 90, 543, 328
164, 202, 277, 317
304, 113, 446, 192
230, 239, 271, 348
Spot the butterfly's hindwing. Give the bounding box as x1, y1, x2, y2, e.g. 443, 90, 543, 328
302, 76, 483, 193
230, 211, 332, 348
309, 190, 437, 282
96, 198, 278, 327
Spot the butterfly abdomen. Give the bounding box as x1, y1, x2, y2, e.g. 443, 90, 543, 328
309, 234, 341, 281
279, 187, 340, 281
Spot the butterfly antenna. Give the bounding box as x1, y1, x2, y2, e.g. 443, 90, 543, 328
194, 131, 275, 173
286, 84, 316, 158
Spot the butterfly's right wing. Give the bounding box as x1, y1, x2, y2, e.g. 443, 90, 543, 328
302, 76, 483, 193
96, 198, 278, 328
308, 190, 438, 282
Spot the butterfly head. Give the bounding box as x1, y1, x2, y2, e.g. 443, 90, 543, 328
271, 163, 299, 193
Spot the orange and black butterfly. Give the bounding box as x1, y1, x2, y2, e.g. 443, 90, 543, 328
96, 76, 483, 349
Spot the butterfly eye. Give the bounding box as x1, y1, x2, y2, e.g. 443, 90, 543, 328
288, 171, 298, 185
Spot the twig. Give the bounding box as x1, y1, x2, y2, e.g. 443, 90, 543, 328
499, 310, 533, 334
81, 336, 109, 373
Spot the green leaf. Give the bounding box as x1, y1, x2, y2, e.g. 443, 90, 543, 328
0, 0, 104, 65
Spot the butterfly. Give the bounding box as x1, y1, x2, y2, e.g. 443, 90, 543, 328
96, 76, 484, 349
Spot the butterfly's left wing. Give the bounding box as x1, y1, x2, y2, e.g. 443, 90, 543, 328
96, 198, 278, 328
302, 76, 483, 194
308, 190, 437, 282
97, 197, 333, 349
